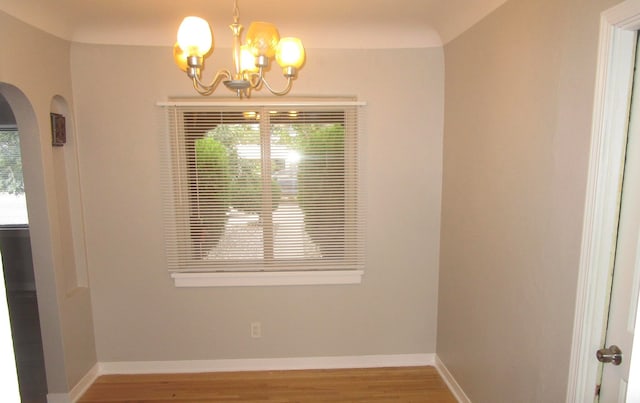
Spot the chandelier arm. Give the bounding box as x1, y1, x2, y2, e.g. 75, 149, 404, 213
192, 69, 234, 96
247, 72, 263, 89
259, 75, 294, 96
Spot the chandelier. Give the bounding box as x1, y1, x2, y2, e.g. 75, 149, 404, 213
173, 0, 306, 98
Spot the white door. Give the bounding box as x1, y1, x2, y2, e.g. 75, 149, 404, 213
598, 35, 640, 403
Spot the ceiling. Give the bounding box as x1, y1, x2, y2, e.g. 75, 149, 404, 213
0, 0, 507, 48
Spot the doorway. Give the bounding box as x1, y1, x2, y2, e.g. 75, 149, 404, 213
0, 93, 48, 402
567, 1, 640, 401
596, 31, 640, 401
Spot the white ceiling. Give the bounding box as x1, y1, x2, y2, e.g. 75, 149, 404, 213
0, 0, 507, 48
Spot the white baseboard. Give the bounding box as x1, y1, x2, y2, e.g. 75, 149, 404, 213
435, 355, 471, 403
48, 363, 100, 403
69, 363, 100, 401
99, 353, 436, 375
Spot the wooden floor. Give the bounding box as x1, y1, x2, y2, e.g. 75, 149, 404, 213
78, 366, 457, 402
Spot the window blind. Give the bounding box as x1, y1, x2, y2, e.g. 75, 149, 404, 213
160, 100, 365, 273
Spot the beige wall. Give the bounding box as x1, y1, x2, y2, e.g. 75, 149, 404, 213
0, 11, 97, 393
70, 44, 444, 362
438, 0, 622, 401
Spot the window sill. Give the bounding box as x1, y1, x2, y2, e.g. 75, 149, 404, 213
171, 270, 364, 287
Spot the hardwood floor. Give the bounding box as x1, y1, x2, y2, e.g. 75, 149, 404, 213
78, 366, 457, 402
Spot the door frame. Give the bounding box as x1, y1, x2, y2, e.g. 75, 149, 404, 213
568, 0, 640, 400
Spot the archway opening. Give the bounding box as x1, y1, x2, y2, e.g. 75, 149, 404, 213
0, 91, 48, 402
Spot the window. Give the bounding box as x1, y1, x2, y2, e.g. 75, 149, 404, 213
160, 100, 365, 286
0, 127, 28, 226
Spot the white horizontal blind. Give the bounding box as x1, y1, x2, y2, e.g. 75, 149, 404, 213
160, 101, 364, 273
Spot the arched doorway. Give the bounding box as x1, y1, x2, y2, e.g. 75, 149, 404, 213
0, 90, 48, 402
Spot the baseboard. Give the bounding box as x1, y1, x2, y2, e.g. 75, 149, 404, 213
48, 363, 100, 403
98, 353, 436, 375
69, 362, 100, 401
435, 355, 471, 403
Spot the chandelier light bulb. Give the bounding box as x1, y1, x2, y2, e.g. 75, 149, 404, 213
276, 37, 305, 69
177, 16, 213, 57
240, 45, 259, 73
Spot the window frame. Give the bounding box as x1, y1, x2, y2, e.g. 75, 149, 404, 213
159, 99, 366, 287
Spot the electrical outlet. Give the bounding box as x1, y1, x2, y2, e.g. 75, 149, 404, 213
250, 322, 261, 338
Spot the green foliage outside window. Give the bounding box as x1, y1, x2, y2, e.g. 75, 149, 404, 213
297, 124, 345, 258
194, 137, 230, 255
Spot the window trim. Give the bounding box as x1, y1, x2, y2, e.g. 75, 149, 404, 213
159, 99, 366, 287
171, 269, 364, 287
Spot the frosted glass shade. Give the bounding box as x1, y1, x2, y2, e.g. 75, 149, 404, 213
276, 37, 305, 69
246, 22, 280, 58
177, 16, 213, 57
173, 43, 189, 71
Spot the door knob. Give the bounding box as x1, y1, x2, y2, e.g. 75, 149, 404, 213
596, 345, 622, 365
